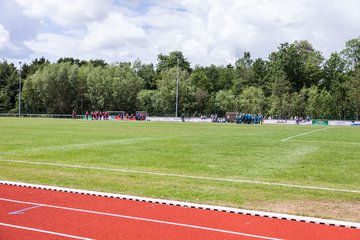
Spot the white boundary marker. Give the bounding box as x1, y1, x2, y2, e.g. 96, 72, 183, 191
0, 223, 93, 240
1, 159, 359, 194
0, 197, 283, 240
1, 181, 359, 229
281, 127, 330, 142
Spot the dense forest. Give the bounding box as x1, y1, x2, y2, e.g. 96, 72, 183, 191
1, 37, 359, 120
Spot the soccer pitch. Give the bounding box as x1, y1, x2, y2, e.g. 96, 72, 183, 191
0, 118, 359, 222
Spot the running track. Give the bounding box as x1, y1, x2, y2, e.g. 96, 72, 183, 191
0, 182, 359, 240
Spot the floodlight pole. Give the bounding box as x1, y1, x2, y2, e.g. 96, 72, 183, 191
18, 61, 22, 117
175, 57, 179, 118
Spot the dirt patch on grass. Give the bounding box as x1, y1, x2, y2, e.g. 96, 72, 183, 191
245, 200, 360, 222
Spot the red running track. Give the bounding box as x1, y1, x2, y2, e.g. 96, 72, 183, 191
0, 184, 359, 240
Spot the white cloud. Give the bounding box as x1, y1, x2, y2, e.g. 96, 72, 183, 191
0, 24, 19, 53
24, 33, 84, 58
6, 0, 360, 65
84, 12, 146, 49
0, 24, 10, 49
15, 0, 112, 26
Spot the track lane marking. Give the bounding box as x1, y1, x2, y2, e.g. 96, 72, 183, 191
0, 197, 284, 240
1, 159, 359, 193
0, 223, 93, 240
9, 205, 42, 215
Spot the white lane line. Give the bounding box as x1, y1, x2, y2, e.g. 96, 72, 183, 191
281, 128, 330, 142
9, 205, 42, 215
1, 159, 359, 194
0, 223, 93, 240
0, 197, 284, 240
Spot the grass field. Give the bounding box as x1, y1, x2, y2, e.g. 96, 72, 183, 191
0, 118, 359, 222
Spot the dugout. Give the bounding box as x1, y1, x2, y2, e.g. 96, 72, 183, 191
108, 111, 125, 116
136, 111, 149, 117
225, 112, 238, 123
135, 111, 148, 120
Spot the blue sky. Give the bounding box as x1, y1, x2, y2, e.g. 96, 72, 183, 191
0, 0, 359, 66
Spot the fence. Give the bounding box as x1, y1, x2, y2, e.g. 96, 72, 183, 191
0, 114, 359, 126
0, 113, 80, 119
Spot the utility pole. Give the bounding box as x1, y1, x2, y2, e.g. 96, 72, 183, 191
18, 61, 22, 117
175, 57, 179, 118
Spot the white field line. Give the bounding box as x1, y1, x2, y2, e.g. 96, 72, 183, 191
0, 223, 93, 240
1, 159, 359, 194
0, 197, 284, 240
281, 128, 330, 142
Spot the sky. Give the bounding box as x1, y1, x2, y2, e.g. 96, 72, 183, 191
0, 0, 359, 67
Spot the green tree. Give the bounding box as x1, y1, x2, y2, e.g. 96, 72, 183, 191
252, 58, 269, 93
110, 63, 145, 112
190, 66, 209, 91
217, 65, 234, 91
341, 36, 360, 70
347, 69, 360, 120
200, 65, 221, 93
0, 61, 20, 112
86, 66, 113, 111
21, 57, 50, 79
268, 73, 291, 117
233, 52, 254, 93
132, 59, 156, 90
137, 89, 159, 114
288, 88, 307, 118
0, 88, 10, 112
156, 51, 191, 74
238, 86, 265, 114
57, 57, 87, 66
213, 90, 237, 115
322, 52, 348, 90
268, 40, 324, 92
305, 86, 332, 119
88, 59, 107, 68
154, 67, 192, 115
23, 62, 81, 113
329, 82, 351, 120
193, 89, 210, 115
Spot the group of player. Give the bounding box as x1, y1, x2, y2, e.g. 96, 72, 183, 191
118, 112, 147, 121
234, 113, 264, 124
86, 111, 110, 120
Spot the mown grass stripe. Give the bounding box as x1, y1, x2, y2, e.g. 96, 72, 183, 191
1, 159, 359, 194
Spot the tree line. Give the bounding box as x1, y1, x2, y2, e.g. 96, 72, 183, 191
0, 37, 359, 120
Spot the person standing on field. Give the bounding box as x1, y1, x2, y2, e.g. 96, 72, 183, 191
72, 109, 76, 120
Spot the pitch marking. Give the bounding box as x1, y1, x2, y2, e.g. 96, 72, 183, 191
281, 128, 330, 142
0, 198, 284, 240
1, 159, 359, 193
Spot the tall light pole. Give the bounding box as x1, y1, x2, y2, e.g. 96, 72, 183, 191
175, 57, 179, 118
18, 61, 22, 117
